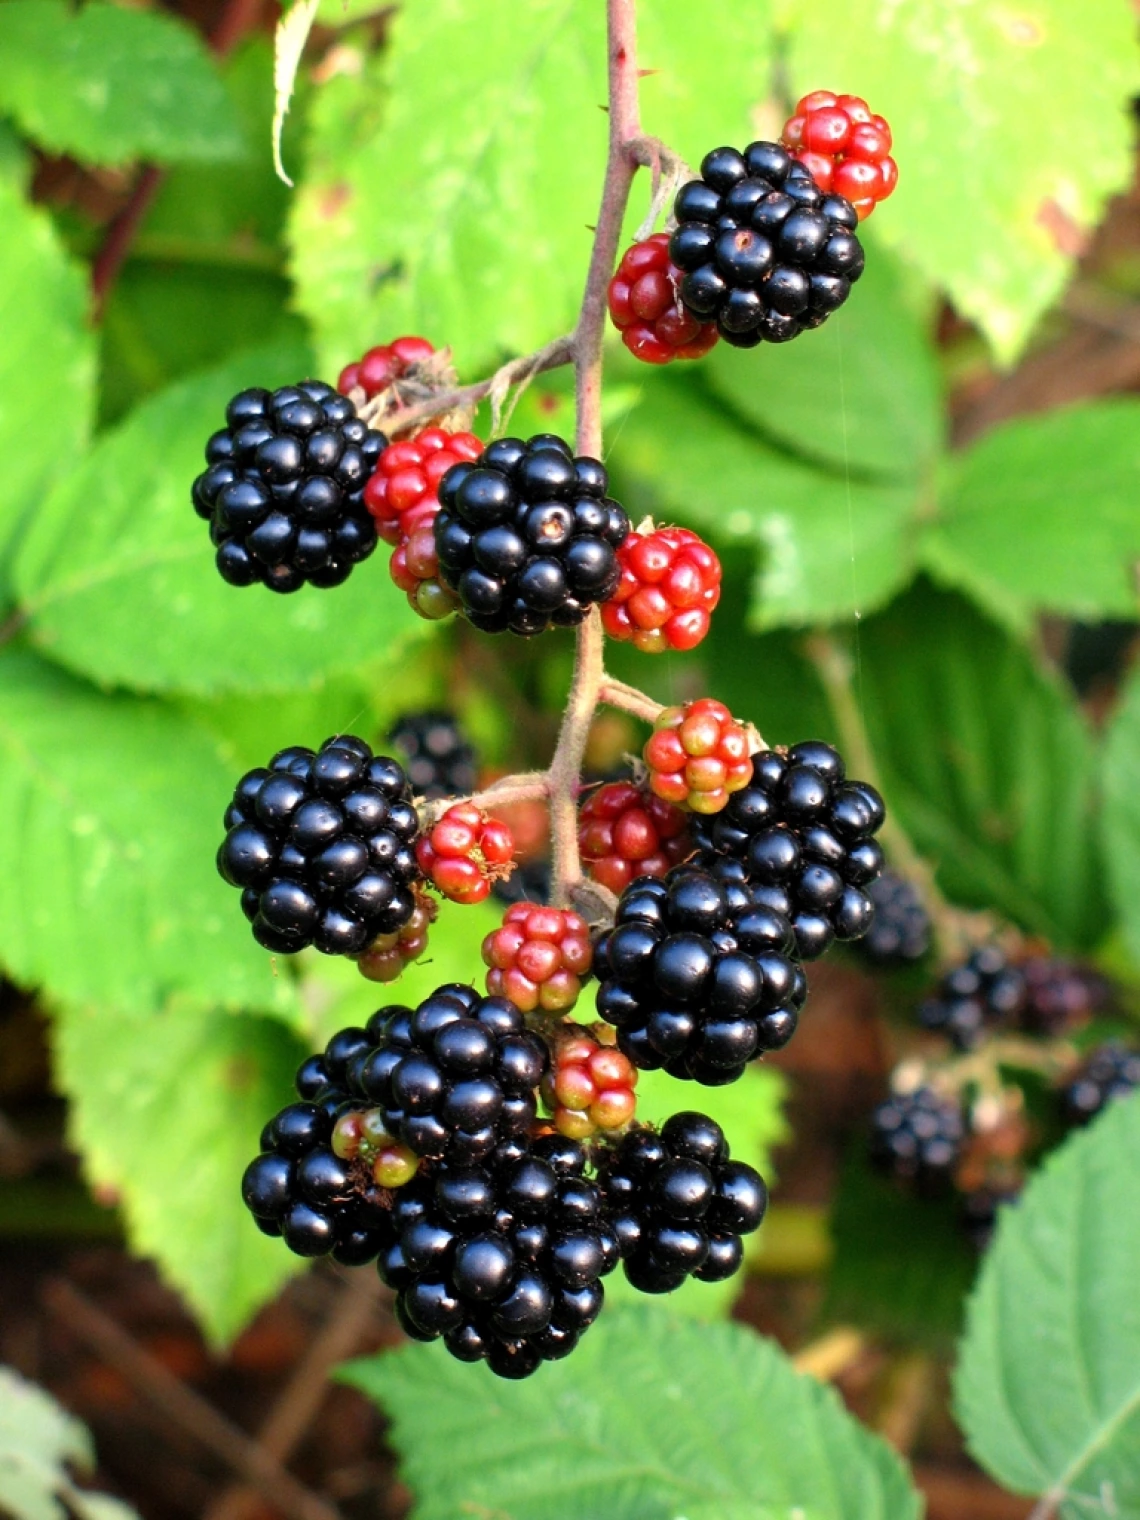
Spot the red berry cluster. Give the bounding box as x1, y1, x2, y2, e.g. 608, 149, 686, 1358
356, 888, 437, 984
607, 234, 719, 364
602, 524, 722, 653
579, 781, 691, 895
781, 91, 897, 220
644, 698, 753, 813
416, 803, 515, 904
542, 1030, 638, 1139
481, 903, 592, 1013
337, 335, 436, 399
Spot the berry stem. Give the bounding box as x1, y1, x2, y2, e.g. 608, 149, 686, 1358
419, 773, 550, 825
598, 675, 665, 724
548, 607, 607, 905
377, 333, 576, 438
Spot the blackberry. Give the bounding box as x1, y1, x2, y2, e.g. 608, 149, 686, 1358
918, 946, 1027, 1051
380, 1134, 618, 1377
668, 142, 863, 347
434, 434, 629, 636
386, 710, 478, 800
1019, 956, 1112, 1036
1062, 1042, 1140, 1125
348, 984, 548, 1164
597, 1112, 767, 1293
592, 866, 807, 1086
856, 871, 931, 966
691, 741, 885, 961
870, 1084, 964, 1191
191, 380, 385, 592
217, 734, 421, 957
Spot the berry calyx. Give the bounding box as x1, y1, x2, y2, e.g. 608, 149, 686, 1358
781, 92, 897, 221
602, 524, 722, 653
356, 887, 437, 983
482, 903, 592, 1013
417, 802, 516, 904
643, 698, 752, 814
607, 234, 719, 364
337, 336, 436, 399
541, 1028, 638, 1138
578, 781, 692, 895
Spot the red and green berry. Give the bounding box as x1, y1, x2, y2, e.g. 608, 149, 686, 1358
643, 698, 753, 813
481, 902, 593, 1013
417, 802, 516, 903
602, 524, 722, 653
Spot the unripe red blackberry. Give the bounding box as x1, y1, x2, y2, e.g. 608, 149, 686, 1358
643, 698, 753, 814
482, 903, 592, 1014
919, 946, 1027, 1051
417, 803, 515, 904
578, 781, 692, 895
386, 710, 478, 801
337, 336, 436, 400
541, 1028, 638, 1138
781, 92, 897, 221
602, 525, 722, 653
607, 234, 719, 363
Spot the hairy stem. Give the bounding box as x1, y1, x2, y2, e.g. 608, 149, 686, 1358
549, 608, 606, 904
599, 676, 665, 725
375, 333, 575, 437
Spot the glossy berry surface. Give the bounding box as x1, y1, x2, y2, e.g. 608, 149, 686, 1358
356, 887, 436, 984
434, 434, 629, 636
669, 141, 864, 347
482, 903, 592, 1014
781, 92, 897, 221
1062, 1042, 1140, 1125
870, 1084, 964, 1191
691, 740, 885, 960
578, 781, 692, 895
643, 698, 753, 814
919, 946, 1027, 1051
337, 336, 436, 400
386, 710, 478, 801
607, 234, 719, 364
191, 380, 384, 592
417, 802, 515, 904
855, 870, 930, 966
542, 1029, 638, 1138
593, 866, 806, 1085
602, 525, 722, 654
217, 735, 421, 956
597, 1112, 767, 1292
348, 983, 547, 1164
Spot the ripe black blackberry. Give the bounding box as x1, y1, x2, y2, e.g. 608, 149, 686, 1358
1019, 955, 1111, 1036
433, 434, 629, 636
592, 866, 807, 1086
386, 711, 478, 800
379, 1134, 619, 1378
669, 142, 863, 347
347, 984, 548, 1164
856, 871, 931, 966
217, 734, 421, 957
192, 380, 386, 592
1061, 1042, 1140, 1125
692, 741, 885, 962
869, 1084, 964, 1192
597, 1112, 767, 1293
918, 946, 1027, 1051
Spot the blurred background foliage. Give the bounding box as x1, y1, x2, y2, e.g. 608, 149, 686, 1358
2, 0, 1140, 1515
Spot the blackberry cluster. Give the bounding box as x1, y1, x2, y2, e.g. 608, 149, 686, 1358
692, 741, 885, 961
869, 1085, 964, 1192
217, 735, 421, 957
1062, 1042, 1140, 1125
380, 1134, 619, 1378
347, 985, 547, 1163
669, 142, 864, 347
918, 946, 1027, 1050
598, 1113, 767, 1293
191, 381, 385, 592
434, 434, 629, 636
593, 867, 807, 1085
856, 871, 931, 966
386, 711, 478, 801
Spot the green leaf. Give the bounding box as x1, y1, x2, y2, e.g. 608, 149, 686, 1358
703, 246, 942, 481
0, 0, 244, 166
954, 1093, 1140, 1514
788, 0, 1140, 364
14, 341, 432, 696
922, 400, 1140, 628
608, 369, 916, 629
1101, 666, 1140, 967
342, 1305, 921, 1520
0, 1364, 139, 1520
0, 650, 297, 1017
856, 581, 1108, 949
0, 173, 95, 595
56, 999, 307, 1345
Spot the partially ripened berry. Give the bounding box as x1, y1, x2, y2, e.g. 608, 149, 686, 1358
870, 1084, 964, 1192
417, 802, 515, 904
691, 741, 885, 960
356, 887, 437, 983
855, 870, 930, 966
337, 336, 436, 399
593, 866, 806, 1085
1061, 1042, 1140, 1125
217, 735, 421, 956
191, 381, 385, 592
781, 91, 897, 221
434, 434, 629, 636
602, 525, 722, 653
1018, 956, 1112, 1036
542, 1029, 637, 1138
386, 710, 478, 801
607, 234, 719, 364
669, 141, 863, 347
643, 698, 753, 814
578, 782, 692, 895
597, 1112, 767, 1292
482, 903, 592, 1014
348, 984, 547, 1164
919, 947, 1027, 1051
